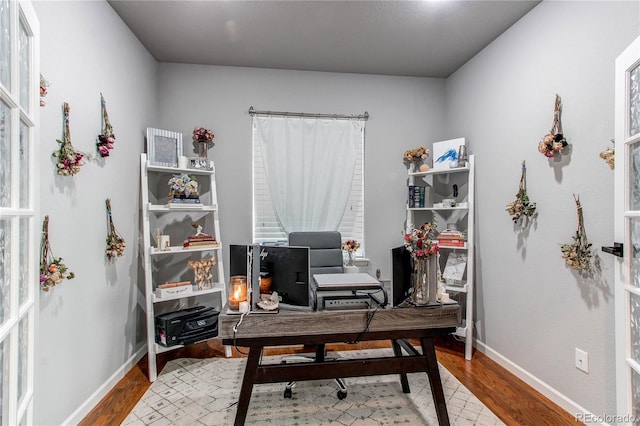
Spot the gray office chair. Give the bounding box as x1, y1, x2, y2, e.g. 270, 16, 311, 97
282, 231, 348, 399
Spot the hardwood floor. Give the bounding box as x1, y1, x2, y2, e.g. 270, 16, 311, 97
79, 336, 580, 426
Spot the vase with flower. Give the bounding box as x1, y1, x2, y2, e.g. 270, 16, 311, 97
403, 146, 430, 173
404, 222, 439, 305
341, 239, 360, 266
193, 126, 214, 159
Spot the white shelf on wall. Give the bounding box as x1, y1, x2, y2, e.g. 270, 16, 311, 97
405, 154, 475, 361
140, 153, 227, 382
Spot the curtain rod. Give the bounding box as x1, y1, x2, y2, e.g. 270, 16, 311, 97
248, 106, 369, 121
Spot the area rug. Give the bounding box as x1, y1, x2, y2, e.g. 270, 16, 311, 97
121, 348, 504, 425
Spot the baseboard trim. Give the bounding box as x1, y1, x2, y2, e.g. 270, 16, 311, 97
473, 339, 603, 424
62, 344, 147, 425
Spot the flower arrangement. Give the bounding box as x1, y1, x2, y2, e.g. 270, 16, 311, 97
53, 103, 85, 176
404, 222, 439, 259
599, 141, 615, 170
193, 127, 215, 143
97, 93, 116, 158
505, 161, 537, 223
40, 216, 75, 292
105, 199, 126, 260
403, 147, 429, 163
560, 195, 592, 272
168, 173, 198, 199
537, 94, 568, 158
40, 74, 49, 107
193, 126, 215, 158
188, 257, 216, 290
341, 239, 360, 253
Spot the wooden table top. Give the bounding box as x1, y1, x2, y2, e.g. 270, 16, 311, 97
220, 305, 460, 346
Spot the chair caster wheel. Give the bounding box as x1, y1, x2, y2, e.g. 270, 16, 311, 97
337, 390, 347, 400
284, 388, 292, 398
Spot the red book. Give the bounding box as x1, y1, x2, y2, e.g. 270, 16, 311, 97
438, 239, 466, 247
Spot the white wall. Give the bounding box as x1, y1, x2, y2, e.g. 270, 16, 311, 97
445, 0, 640, 416
33, 1, 157, 424
156, 64, 446, 284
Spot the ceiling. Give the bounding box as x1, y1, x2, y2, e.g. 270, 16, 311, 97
108, 0, 540, 78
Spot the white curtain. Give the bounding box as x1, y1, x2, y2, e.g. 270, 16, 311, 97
254, 115, 363, 233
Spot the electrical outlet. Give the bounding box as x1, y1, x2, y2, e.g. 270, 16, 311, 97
575, 348, 589, 373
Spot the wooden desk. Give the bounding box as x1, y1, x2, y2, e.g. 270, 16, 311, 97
220, 305, 460, 426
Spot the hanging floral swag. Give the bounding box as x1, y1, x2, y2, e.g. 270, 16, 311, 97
40, 215, 75, 291
105, 199, 126, 260
53, 102, 86, 176
40, 74, 49, 107
560, 195, 593, 272
505, 160, 537, 223
97, 93, 116, 157
599, 140, 614, 170
538, 94, 568, 158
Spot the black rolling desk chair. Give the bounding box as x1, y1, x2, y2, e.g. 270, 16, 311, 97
283, 231, 348, 399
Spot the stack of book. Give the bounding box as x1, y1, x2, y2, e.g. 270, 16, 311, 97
437, 230, 467, 248
183, 234, 218, 249
167, 196, 203, 209
408, 185, 425, 208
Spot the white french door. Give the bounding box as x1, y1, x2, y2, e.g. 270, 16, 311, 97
615, 35, 640, 422
0, 1, 38, 425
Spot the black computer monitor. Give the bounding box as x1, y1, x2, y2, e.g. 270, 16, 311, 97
391, 245, 412, 306
230, 244, 311, 308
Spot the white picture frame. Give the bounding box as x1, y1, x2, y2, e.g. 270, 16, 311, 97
146, 128, 183, 167
432, 137, 466, 170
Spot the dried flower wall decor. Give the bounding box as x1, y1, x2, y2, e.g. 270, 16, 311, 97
40, 215, 75, 292
53, 102, 85, 176
505, 161, 537, 223
97, 93, 116, 158
40, 74, 49, 107
105, 199, 126, 260
538, 94, 568, 158
560, 195, 593, 272
599, 140, 615, 170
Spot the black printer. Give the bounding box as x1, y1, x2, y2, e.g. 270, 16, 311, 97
155, 305, 220, 347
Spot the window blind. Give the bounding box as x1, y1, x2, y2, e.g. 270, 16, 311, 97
253, 125, 365, 255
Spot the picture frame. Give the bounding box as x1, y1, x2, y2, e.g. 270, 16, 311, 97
432, 137, 466, 170
442, 252, 467, 285
188, 156, 212, 170
146, 128, 183, 167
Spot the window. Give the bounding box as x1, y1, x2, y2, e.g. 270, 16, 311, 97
0, 1, 39, 424
252, 115, 365, 256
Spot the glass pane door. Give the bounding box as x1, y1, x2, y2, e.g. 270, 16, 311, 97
0, 1, 38, 425
615, 35, 640, 422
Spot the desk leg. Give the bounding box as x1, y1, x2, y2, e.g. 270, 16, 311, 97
420, 338, 450, 426
391, 340, 411, 393
234, 346, 262, 426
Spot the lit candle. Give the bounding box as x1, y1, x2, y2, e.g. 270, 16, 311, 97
228, 275, 248, 310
